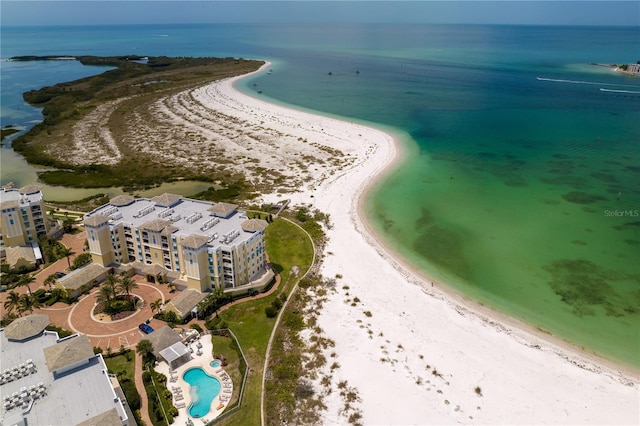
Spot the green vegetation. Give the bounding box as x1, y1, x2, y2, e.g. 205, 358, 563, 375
264, 273, 332, 425
94, 273, 140, 319
104, 351, 144, 426
214, 217, 315, 426
190, 179, 256, 203
12, 56, 263, 191
143, 368, 178, 426
1, 126, 20, 141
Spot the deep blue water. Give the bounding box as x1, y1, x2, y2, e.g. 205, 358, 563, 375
1, 24, 639, 366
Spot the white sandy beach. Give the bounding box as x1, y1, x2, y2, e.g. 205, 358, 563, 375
196, 63, 640, 425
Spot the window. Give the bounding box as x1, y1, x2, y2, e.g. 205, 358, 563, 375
9, 219, 14, 225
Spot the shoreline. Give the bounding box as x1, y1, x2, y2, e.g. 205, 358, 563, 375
239, 61, 638, 378
216, 64, 639, 423
355, 138, 640, 378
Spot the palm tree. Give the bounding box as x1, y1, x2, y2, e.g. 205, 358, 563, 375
96, 283, 115, 307
136, 339, 154, 364
59, 246, 76, 270
3, 291, 22, 317
167, 282, 176, 293
44, 274, 58, 290
150, 298, 163, 315
117, 274, 138, 298
16, 274, 36, 296
103, 272, 120, 296
18, 294, 41, 315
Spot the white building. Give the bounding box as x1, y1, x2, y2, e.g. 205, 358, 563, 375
0, 314, 131, 426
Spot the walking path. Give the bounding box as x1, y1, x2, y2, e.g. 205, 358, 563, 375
135, 352, 153, 426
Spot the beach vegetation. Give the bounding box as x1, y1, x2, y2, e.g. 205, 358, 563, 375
12, 56, 264, 193
363, 310, 372, 317
475, 386, 483, 396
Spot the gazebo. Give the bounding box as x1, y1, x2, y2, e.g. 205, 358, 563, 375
159, 342, 191, 370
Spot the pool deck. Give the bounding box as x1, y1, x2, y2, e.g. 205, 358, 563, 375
155, 334, 233, 424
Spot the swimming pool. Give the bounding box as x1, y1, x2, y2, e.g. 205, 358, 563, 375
183, 367, 221, 418
210, 359, 221, 368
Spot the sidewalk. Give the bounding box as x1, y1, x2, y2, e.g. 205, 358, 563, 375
135, 352, 153, 426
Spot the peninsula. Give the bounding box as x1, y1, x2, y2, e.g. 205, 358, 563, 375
11, 56, 267, 195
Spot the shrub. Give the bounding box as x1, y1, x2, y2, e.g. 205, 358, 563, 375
265, 306, 278, 318
121, 380, 141, 410
71, 252, 92, 270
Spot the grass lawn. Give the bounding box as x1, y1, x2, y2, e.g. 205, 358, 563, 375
216, 218, 314, 426
104, 351, 143, 424
104, 351, 136, 378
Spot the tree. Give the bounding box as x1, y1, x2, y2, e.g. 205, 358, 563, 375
62, 217, 76, 233
16, 274, 36, 296
18, 294, 41, 315
44, 274, 58, 290
96, 283, 115, 306
150, 298, 163, 315
103, 273, 120, 297
117, 273, 138, 297
59, 246, 76, 270
71, 252, 92, 270
3, 291, 22, 317
167, 282, 176, 293
136, 339, 154, 363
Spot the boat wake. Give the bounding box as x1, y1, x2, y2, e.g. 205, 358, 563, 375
536, 77, 639, 88
599, 88, 640, 94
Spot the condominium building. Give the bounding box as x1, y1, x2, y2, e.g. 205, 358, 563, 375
83, 194, 273, 292
0, 186, 51, 251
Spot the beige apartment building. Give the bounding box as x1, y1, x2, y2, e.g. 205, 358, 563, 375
83, 194, 273, 293
0, 185, 51, 255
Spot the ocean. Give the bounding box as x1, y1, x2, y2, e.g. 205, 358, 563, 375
1, 24, 639, 366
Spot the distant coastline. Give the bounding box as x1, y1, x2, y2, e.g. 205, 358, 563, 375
589, 61, 640, 76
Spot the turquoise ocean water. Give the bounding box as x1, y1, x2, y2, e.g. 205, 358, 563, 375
1, 24, 639, 366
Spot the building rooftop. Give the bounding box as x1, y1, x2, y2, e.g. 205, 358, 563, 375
241, 218, 268, 233
0, 187, 44, 210
4, 246, 37, 268
167, 289, 207, 318
84, 194, 264, 252
3, 314, 49, 341
76, 407, 123, 426
0, 320, 128, 426
44, 334, 94, 373
57, 263, 107, 291
145, 326, 183, 357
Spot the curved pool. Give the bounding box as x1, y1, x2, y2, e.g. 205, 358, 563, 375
210, 359, 222, 368
183, 367, 221, 418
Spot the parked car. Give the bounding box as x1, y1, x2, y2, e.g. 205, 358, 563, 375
138, 323, 154, 334
54, 272, 66, 278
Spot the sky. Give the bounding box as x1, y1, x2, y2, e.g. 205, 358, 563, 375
1, 1, 638, 27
